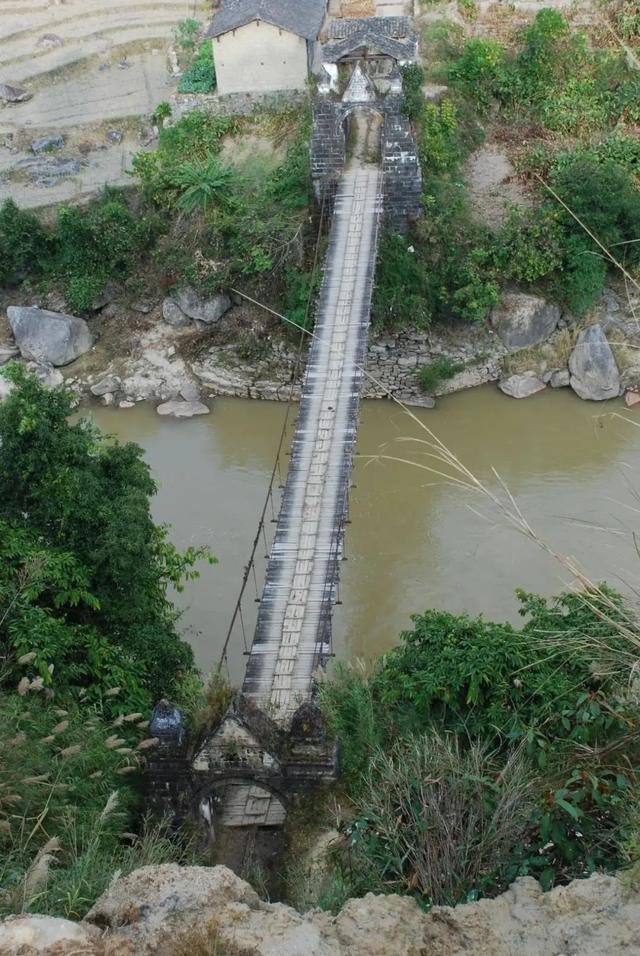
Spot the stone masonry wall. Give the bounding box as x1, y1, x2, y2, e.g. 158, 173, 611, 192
169, 89, 307, 120
382, 99, 423, 233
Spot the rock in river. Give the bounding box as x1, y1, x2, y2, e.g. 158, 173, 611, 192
569, 324, 620, 401
156, 400, 210, 418
491, 292, 560, 350
498, 373, 546, 399
7, 306, 93, 367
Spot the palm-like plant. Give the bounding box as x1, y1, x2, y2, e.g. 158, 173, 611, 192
172, 153, 234, 216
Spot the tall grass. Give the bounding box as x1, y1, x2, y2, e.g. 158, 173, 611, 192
0, 676, 195, 919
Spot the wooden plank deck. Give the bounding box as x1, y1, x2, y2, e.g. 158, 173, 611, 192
242, 165, 383, 722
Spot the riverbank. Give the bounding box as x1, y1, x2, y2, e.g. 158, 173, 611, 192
2, 275, 640, 413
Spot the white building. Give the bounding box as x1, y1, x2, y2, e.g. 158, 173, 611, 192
206, 0, 328, 96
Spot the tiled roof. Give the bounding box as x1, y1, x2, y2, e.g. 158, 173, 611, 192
329, 16, 412, 39
206, 0, 327, 41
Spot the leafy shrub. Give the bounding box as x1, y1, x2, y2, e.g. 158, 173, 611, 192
551, 157, 640, 262
0, 364, 212, 701
174, 17, 200, 63
171, 154, 234, 215
449, 38, 505, 111
53, 189, 157, 309
322, 587, 639, 898
178, 42, 216, 94
492, 208, 564, 284
418, 355, 465, 392
373, 233, 431, 329
0, 199, 51, 287
419, 99, 460, 173
401, 63, 426, 123
284, 266, 319, 333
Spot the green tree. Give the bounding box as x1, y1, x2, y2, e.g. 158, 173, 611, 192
0, 364, 212, 700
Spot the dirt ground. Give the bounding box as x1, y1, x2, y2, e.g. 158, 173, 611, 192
0, 0, 199, 209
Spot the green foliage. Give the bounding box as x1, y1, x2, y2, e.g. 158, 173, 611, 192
0, 364, 213, 701
342, 735, 534, 905
321, 587, 639, 901
174, 17, 200, 61
283, 266, 318, 333
419, 99, 460, 173
178, 42, 216, 94
373, 233, 431, 329
451, 9, 638, 134
152, 101, 172, 125
0, 199, 51, 287
449, 38, 505, 111
172, 154, 234, 215
492, 208, 564, 284
401, 63, 426, 123
0, 191, 155, 308
418, 355, 465, 392
551, 157, 640, 262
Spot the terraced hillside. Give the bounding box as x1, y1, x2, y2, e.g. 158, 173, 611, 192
0, 0, 199, 208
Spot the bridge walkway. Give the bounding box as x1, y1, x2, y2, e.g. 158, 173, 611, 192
242, 163, 383, 722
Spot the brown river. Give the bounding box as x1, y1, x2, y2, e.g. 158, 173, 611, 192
88, 387, 640, 681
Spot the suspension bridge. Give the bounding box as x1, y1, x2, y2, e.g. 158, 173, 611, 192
147, 68, 422, 844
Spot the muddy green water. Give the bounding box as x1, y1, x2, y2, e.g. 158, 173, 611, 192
88, 388, 640, 680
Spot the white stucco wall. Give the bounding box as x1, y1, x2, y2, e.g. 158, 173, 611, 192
213, 20, 309, 95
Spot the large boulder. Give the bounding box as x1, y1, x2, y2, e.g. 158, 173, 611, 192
172, 289, 231, 325
498, 373, 546, 399
2, 867, 638, 955
491, 293, 560, 350
569, 324, 620, 401
162, 298, 190, 327
81, 865, 640, 956
7, 307, 93, 367
0, 914, 105, 955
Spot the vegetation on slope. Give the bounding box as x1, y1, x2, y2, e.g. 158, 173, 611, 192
313, 587, 640, 910
0, 368, 210, 917
373, 8, 640, 330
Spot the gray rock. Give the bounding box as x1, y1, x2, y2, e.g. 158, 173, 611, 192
498, 373, 546, 399
569, 325, 620, 401
162, 298, 190, 327
156, 400, 210, 418
36, 33, 64, 51
7, 306, 94, 367
107, 130, 123, 144
179, 382, 201, 402
550, 368, 570, 388
491, 293, 561, 350
100, 392, 115, 406
29, 362, 64, 388
28, 158, 83, 184
31, 133, 65, 154
132, 299, 152, 314
173, 289, 231, 325
0, 83, 32, 103
90, 375, 121, 397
